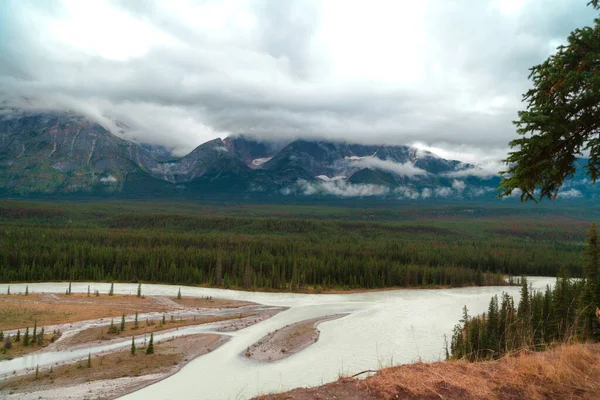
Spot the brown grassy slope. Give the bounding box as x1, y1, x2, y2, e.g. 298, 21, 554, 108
0, 293, 252, 330
256, 344, 600, 400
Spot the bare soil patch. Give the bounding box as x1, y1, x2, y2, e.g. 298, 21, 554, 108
245, 314, 346, 362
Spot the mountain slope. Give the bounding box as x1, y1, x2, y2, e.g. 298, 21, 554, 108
0, 111, 595, 200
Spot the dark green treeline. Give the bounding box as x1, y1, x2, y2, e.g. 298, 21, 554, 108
0, 202, 588, 290
450, 224, 600, 361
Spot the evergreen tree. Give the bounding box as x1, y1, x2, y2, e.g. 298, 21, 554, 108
177, 288, 181, 300
108, 318, 118, 334
35, 365, 39, 379
67, 282, 72, 295
3, 334, 11, 350
499, 1, 600, 201
120, 313, 126, 331
87, 352, 92, 368
37, 327, 44, 345
216, 250, 223, 286
131, 336, 136, 355
137, 283, 142, 298
87, 285, 90, 297
23, 327, 30, 346
6, 285, 9, 295
162, 313, 166, 325
581, 223, 600, 337
243, 256, 253, 289
0, 331, 3, 341
134, 311, 139, 329
25, 285, 28, 296
32, 320, 37, 344
15, 329, 20, 342
109, 283, 114, 296
146, 333, 154, 354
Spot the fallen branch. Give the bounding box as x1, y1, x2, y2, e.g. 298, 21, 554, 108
350, 370, 377, 378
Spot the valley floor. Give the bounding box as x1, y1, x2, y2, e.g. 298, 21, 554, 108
255, 343, 600, 400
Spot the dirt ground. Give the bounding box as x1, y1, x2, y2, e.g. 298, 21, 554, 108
245, 314, 346, 363
0, 293, 254, 330
256, 344, 600, 400
59, 313, 251, 347
0, 333, 230, 399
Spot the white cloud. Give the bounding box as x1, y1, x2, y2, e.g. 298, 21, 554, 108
0, 0, 595, 157
452, 179, 466, 192
422, 188, 432, 199
468, 187, 497, 197
293, 179, 389, 197
557, 189, 583, 199
395, 186, 420, 199
346, 156, 428, 177
100, 175, 117, 183
434, 187, 453, 197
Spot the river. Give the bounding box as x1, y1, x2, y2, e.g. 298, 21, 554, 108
0, 278, 555, 399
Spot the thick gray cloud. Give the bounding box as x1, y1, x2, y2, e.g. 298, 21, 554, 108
0, 0, 596, 160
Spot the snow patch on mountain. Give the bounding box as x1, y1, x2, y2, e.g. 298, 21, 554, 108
251, 157, 273, 167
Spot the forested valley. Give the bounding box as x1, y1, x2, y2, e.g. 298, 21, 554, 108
0, 200, 595, 291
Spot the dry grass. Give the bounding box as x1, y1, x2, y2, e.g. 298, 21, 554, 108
61, 314, 252, 347
0, 334, 228, 393
0, 293, 252, 330
0, 332, 61, 361
257, 344, 600, 400
362, 343, 600, 400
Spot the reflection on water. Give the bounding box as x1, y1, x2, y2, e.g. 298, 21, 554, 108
0, 278, 555, 400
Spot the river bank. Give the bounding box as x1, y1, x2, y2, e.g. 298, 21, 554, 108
254, 343, 600, 400
0, 333, 230, 400
245, 314, 347, 362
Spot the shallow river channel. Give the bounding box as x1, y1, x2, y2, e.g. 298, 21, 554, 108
0, 278, 555, 399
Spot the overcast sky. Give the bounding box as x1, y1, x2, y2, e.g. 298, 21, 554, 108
0, 0, 595, 161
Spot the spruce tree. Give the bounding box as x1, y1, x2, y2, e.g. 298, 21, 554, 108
38, 327, 44, 345
87, 352, 92, 368
162, 314, 166, 325
146, 333, 154, 354
581, 223, 600, 336
134, 311, 139, 329
3, 334, 11, 350
87, 285, 90, 297
67, 282, 72, 295
25, 285, 28, 296
35, 365, 39, 379
131, 336, 136, 355
216, 250, 223, 286
109, 283, 114, 296
16, 329, 20, 342
6, 285, 9, 295
121, 313, 126, 331
32, 321, 37, 344
108, 318, 118, 334
23, 327, 30, 346
177, 288, 181, 300
137, 284, 142, 298
0, 331, 3, 341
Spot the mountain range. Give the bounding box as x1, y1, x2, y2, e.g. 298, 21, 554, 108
0, 111, 595, 201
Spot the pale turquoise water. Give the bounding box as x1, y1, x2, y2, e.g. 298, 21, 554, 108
0, 278, 555, 399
